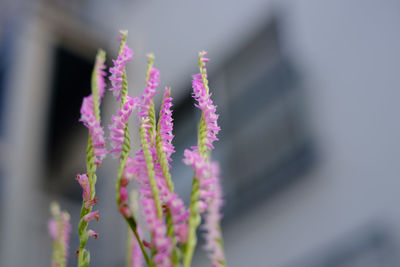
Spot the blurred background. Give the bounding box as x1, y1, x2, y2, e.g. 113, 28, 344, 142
1, 0, 400, 266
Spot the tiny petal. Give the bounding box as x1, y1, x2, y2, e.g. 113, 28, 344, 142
84, 197, 98, 209
119, 205, 132, 218
88, 230, 99, 239
83, 211, 99, 223
120, 187, 128, 203
48, 219, 58, 239
76, 174, 91, 202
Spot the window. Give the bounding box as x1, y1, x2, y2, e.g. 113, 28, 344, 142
45, 45, 95, 200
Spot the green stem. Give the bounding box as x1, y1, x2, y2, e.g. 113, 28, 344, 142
183, 178, 201, 267
166, 209, 181, 267
140, 125, 163, 219
115, 126, 130, 205
78, 136, 97, 267
125, 217, 153, 267
183, 52, 211, 265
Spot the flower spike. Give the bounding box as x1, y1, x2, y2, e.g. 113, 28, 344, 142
49, 202, 71, 267
79, 50, 107, 166
77, 49, 106, 267
109, 44, 133, 101
191, 51, 220, 152
184, 51, 225, 267
109, 31, 152, 266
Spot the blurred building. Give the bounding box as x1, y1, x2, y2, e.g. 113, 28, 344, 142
1, 0, 400, 267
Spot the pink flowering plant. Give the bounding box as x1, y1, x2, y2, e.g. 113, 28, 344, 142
48, 31, 226, 267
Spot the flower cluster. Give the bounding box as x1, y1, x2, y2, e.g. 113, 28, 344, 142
48, 31, 225, 267
158, 87, 175, 163
79, 51, 107, 166
183, 149, 216, 213
75, 50, 106, 267
137, 57, 160, 119
109, 44, 134, 101
191, 51, 220, 150
202, 164, 225, 267
109, 95, 138, 158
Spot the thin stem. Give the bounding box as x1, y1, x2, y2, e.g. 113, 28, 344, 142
183, 177, 201, 267
140, 125, 163, 219
125, 217, 152, 266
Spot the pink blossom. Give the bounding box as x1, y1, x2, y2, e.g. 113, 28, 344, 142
83, 210, 99, 223
202, 163, 225, 266
88, 230, 99, 239
183, 149, 217, 213
191, 52, 220, 150
79, 52, 107, 166
76, 174, 90, 202
120, 187, 128, 203
152, 219, 172, 267
158, 87, 175, 163
95, 53, 107, 100
48, 204, 71, 265
109, 96, 138, 158
118, 186, 132, 217
84, 197, 98, 209
119, 205, 132, 218
109, 44, 133, 101
126, 149, 189, 254
137, 65, 160, 119
80, 95, 107, 166
166, 193, 189, 243
61, 212, 71, 258
140, 197, 172, 266
48, 219, 58, 240
126, 150, 172, 266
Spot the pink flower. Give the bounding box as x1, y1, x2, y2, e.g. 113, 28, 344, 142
84, 197, 98, 209
83, 210, 99, 223
119, 205, 132, 218
109, 96, 138, 158
48, 219, 58, 240
152, 219, 172, 267
61, 212, 71, 258
202, 163, 225, 266
120, 187, 128, 203
191, 52, 220, 150
183, 150, 212, 181
88, 230, 99, 239
109, 44, 134, 101
80, 95, 107, 166
76, 174, 91, 202
48, 203, 71, 266
183, 149, 217, 213
158, 87, 175, 163
166, 193, 189, 243
137, 64, 160, 119
126, 150, 172, 266
95, 52, 107, 100
79, 51, 107, 166
140, 197, 172, 266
